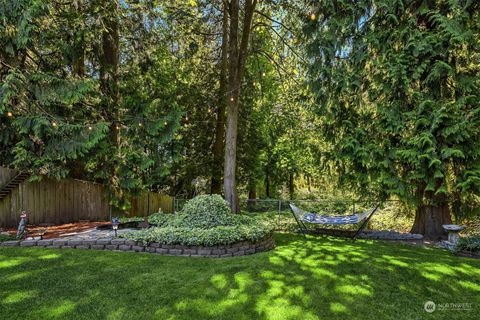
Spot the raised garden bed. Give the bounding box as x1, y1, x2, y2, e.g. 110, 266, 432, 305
0, 236, 275, 258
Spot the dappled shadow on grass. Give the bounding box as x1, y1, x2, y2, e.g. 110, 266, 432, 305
0, 233, 479, 320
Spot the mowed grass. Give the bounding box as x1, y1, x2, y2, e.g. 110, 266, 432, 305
0, 233, 479, 320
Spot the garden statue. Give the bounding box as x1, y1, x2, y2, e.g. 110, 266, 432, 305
16, 211, 27, 239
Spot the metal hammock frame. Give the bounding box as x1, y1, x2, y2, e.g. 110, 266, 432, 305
289, 203, 380, 241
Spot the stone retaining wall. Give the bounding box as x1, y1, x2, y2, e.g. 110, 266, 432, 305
0, 236, 275, 258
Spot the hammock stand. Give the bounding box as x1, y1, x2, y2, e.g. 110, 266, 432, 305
289, 203, 379, 241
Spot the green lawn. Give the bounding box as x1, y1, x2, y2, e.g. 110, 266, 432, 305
1, 233, 479, 320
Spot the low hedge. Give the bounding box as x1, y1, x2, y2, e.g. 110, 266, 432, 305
120, 214, 273, 246
455, 236, 480, 253
0, 233, 16, 242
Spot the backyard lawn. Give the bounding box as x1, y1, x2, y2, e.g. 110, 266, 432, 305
1, 233, 479, 320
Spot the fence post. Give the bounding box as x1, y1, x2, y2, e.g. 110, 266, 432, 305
277, 200, 281, 225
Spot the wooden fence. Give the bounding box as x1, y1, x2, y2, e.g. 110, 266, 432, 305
0, 167, 173, 228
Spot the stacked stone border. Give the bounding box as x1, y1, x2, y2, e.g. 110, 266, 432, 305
0, 236, 275, 258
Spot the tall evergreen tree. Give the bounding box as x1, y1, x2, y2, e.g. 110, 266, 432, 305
304, 0, 480, 239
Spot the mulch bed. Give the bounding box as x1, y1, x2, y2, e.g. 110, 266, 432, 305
2, 221, 109, 239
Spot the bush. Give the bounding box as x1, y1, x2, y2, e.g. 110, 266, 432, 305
181, 195, 233, 229
120, 215, 273, 246
0, 233, 16, 242
455, 236, 480, 253
148, 212, 178, 226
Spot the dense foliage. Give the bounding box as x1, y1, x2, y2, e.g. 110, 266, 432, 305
455, 236, 480, 253
121, 213, 272, 247
121, 221, 272, 246
0, 0, 317, 207
304, 0, 480, 238
120, 195, 272, 246
181, 195, 232, 229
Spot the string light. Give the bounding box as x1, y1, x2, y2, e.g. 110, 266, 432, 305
230, 97, 234, 101
7, 111, 13, 117
164, 121, 168, 126
51, 121, 57, 128
88, 126, 93, 130
116, 125, 120, 130
310, 13, 316, 21
262, 72, 266, 77
138, 122, 143, 127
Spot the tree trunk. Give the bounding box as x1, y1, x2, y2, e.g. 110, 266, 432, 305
223, 0, 257, 213
248, 182, 256, 200
99, 2, 121, 206
265, 169, 271, 198
410, 203, 452, 240
72, 0, 85, 77
211, 1, 228, 195
289, 172, 294, 199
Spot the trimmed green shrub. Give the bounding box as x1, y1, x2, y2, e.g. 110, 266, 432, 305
455, 236, 480, 253
181, 195, 233, 229
148, 212, 178, 226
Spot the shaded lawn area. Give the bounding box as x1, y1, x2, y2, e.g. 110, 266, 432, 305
1, 233, 479, 320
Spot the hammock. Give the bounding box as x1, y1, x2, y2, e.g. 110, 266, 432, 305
289, 203, 379, 240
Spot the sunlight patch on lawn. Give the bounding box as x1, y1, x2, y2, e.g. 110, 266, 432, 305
269, 255, 285, 266
5, 270, 34, 282
38, 253, 62, 260
210, 274, 228, 289
108, 308, 129, 320
48, 300, 76, 317
381, 255, 410, 267
336, 284, 372, 296
234, 271, 254, 291
0, 258, 24, 268
3, 290, 38, 304
458, 280, 480, 292
256, 296, 319, 320
330, 302, 347, 313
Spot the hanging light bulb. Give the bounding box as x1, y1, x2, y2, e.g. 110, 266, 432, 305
7, 111, 13, 117
88, 126, 93, 131
262, 72, 266, 77
310, 13, 316, 21
164, 121, 168, 126
52, 121, 57, 128
138, 122, 143, 127
230, 97, 234, 101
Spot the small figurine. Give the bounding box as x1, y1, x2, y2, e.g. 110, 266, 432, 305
16, 211, 27, 239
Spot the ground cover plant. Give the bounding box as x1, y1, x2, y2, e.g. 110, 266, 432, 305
455, 236, 480, 254
120, 195, 273, 246
1, 233, 479, 320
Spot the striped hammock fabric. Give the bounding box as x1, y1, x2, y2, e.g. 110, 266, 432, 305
290, 203, 375, 225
